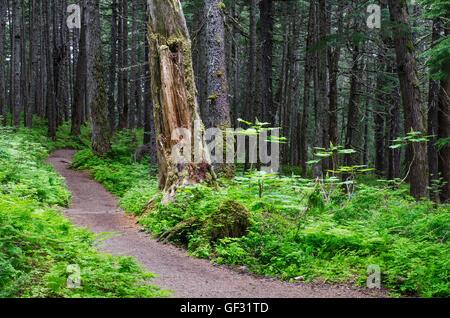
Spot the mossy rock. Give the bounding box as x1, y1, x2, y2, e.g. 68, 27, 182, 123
157, 200, 250, 246
217, 164, 236, 179
158, 217, 200, 244
203, 200, 251, 241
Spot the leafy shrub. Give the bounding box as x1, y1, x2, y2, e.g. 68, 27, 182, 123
119, 180, 159, 215
51, 122, 92, 150
0, 194, 170, 298
109, 129, 138, 162
0, 127, 70, 206
138, 174, 449, 297
71, 149, 107, 170
62, 125, 450, 298
0, 127, 170, 298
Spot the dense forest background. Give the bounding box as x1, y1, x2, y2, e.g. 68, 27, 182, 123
0, 0, 449, 298
0, 0, 448, 201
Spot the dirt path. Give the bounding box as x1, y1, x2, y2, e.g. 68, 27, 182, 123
47, 149, 388, 298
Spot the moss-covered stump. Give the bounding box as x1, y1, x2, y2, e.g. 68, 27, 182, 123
147, 0, 218, 205
157, 200, 250, 246
217, 163, 236, 179
203, 200, 251, 241
158, 217, 200, 244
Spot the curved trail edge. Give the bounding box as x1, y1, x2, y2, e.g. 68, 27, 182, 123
47, 149, 388, 298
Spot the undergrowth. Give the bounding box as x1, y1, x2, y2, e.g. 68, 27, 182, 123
138, 180, 449, 297
59, 122, 450, 297
0, 126, 170, 298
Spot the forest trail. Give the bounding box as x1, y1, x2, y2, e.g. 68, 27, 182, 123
47, 149, 388, 298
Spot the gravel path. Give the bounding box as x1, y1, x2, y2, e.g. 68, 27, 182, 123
47, 149, 388, 298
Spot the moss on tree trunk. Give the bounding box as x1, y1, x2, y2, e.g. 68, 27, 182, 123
90, 0, 111, 156
147, 0, 217, 204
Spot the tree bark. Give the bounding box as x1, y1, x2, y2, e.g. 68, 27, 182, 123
249, 0, 257, 123
344, 43, 362, 167
44, 1, 56, 138
12, 0, 21, 128
230, 0, 240, 128
203, 0, 234, 176
143, 24, 157, 165
437, 14, 450, 202
117, 0, 129, 129
53, 0, 69, 128
313, 0, 328, 177
26, 0, 40, 128
193, 2, 208, 124
122, 0, 129, 129
328, 3, 343, 154
89, 0, 111, 156
287, 2, 300, 165
428, 19, 441, 201
72, 0, 87, 136
387, 85, 402, 180
374, 44, 388, 177
129, 0, 138, 129
300, 1, 315, 177
135, 32, 143, 129
147, 0, 217, 203
0, 0, 6, 122
258, 0, 273, 124
204, 0, 231, 130
243, 0, 258, 171
388, 0, 429, 199
39, 1, 47, 120
20, 0, 28, 128
107, 0, 118, 132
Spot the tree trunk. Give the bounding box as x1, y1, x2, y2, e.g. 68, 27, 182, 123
300, 1, 315, 177
39, 1, 47, 120
428, 19, 441, 201
437, 14, 450, 202
287, 1, 301, 165
438, 76, 450, 203
313, 0, 328, 178
117, 0, 128, 129
387, 85, 402, 180
20, 0, 28, 128
249, 0, 257, 122
12, 0, 21, 128
194, 2, 208, 124
258, 0, 274, 124
122, 0, 129, 129
0, 0, 6, 122
26, 0, 39, 128
53, 0, 69, 128
107, 0, 118, 132
129, 0, 138, 129
204, 0, 231, 129
72, 0, 87, 136
362, 72, 371, 167
243, 0, 258, 171
44, 1, 56, 138
135, 33, 143, 129
89, 0, 111, 156
344, 44, 362, 168
143, 23, 157, 164
388, 0, 428, 199
374, 51, 387, 177
230, 0, 240, 128
328, 3, 343, 155
203, 0, 234, 176
147, 0, 217, 203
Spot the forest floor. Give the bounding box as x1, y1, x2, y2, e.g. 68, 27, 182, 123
47, 149, 389, 298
